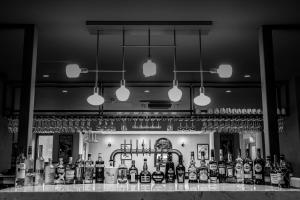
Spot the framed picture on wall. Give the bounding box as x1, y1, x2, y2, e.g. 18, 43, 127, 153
120, 144, 132, 160
197, 144, 209, 160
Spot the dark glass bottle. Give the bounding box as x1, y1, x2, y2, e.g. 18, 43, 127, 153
95, 153, 105, 183
225, 153, 236, 183
140, 159, 151, 184
188, 151, 198, 183
270, 155, 279, 186
243, 149, 254, 184
254, 148, 264, 185
65, 157, 75, 184
278, 155, 290, 188
199, 151, 208, 183
218, 149, 226, 183
75, 154, 84, 184
152, 163, 164, 183
176, 155, 185, 183
264, 156, 271, 185
165, 152, 176, 183
209, 149, 218, 183
128, 160, 138, 183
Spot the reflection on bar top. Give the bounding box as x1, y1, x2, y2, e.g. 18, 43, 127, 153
1, 183, 299, 193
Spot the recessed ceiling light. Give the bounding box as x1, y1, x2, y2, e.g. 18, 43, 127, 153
62, 90, 68, 93
225, 90, 232, 93
43, 74, 50, 78
144, 90, 150, 93
244, 74, 251, 78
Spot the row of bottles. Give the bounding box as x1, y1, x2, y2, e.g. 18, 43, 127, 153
15, 145, 291, 188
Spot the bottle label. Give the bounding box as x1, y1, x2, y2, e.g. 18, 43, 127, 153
270, 173, 278, 184
210, 164, 217, 171
16, 163, 26, 179
141, 175, 150, 183
84, 167, 94, 179
244, 163, 251, 172
235, 163, 243, 171
75, 167, 84, 179
177, 170, 185, 182
66, 169, 75, 180
118, 169, 127, 180
45, 167, 55, 183
130, 172, 136, 182
219, 166, 225, 175
199, 170, 208, 181
227, 168, 233, 177
254, 164, 262, 173
264, 176, 271, 183
189, 172, 197, 180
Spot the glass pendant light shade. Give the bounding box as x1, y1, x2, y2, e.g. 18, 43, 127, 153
194, 87, 211, 106
168, 80, 182, 102
116, 80, 130, 101
87, 87, 104, 106
143, 59, 156, 77
217, 64, 232, 78
66, 64, 81, 78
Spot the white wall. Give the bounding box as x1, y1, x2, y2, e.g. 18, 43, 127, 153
88, 133, 210, 172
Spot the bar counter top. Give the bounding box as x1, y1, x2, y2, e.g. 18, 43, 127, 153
1, 183, 300, 200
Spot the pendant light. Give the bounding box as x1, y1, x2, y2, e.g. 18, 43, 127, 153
194, 30, 211, 106
143, 28, 156, 77
87, 31, 105, 106
168, 30, 182, 102
116, 29, 130, 101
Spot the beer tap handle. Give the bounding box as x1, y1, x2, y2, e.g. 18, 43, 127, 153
149, 139, 151, 155
124, 139, 127, 156
142, 139, 145, 156
130, 139, 132, 155
136, 139, 138, 157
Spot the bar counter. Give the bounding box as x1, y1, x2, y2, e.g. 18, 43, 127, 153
1, 183, 300, 200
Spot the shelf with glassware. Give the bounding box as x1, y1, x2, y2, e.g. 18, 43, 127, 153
14, 144, 293, 189
7, 108, 286, 135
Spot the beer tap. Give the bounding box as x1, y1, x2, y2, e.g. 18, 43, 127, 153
136, 139, 138, 157
130, 139, 132, 155
149, 139, 151, 156
142, 139, 145, 156
123, 139, 127, 157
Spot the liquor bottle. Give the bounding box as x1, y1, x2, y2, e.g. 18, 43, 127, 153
225, 153, 235, 183
209, 149, 218, 183
188, 151, 198, 183
218, 149, 226, 183
105, 160, 118, 184
44, 158, 55, 185
152, 163, 164, 183
128, 160, 138, 183
264, 156, 271, 185
243, 148, 254, 184
176, 155, 185, 183
24, 146, 34, 186
35, 145, 45, 185
117, 159, 128, 184
254, 148, 264, 185
199, 151, 208, 183
278, 155, 290, 188
270, 155, 279, 186
65, 157, 75, 184
235, 149, 244, 183
140, 159, 151, 184
165, 152, 176, 183
95, 153, 105, 183
15, 152, 26, 187
55, 157, 65, 184
84, 153, 94, 184
75, 154, 84, 184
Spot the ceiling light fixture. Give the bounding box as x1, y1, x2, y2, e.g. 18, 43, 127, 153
144, 90, 150, 93
217, 64, 232, 78
43, 74, 50, 78
244, 74, 251, 78
142, 28, 156, 77
225, 90, 232, 93
168, 30, 182, 102
194, 30, 211, 106
66, 63, 81, 78
116, 29, 130, 101
87, 31, 104, 106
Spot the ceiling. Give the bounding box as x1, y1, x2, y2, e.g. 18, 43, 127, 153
0, 0, 300, 85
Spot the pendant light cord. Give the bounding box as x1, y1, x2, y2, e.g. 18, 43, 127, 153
122, 28, 125, 81
95, 30, 100, 89
148, 28, 151, 59
198, 30, 204, 89
173, 29, 177, 81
